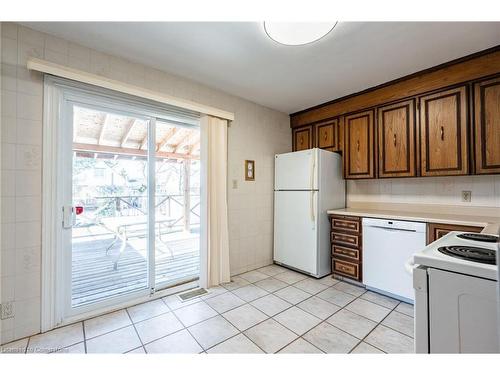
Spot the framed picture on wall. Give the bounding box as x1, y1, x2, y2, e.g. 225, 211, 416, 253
245, 160, 255, 181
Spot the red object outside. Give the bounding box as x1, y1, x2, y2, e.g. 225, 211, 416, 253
75, 206, 84, 215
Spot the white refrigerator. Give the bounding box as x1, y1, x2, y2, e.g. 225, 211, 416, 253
274, 148, 345, 278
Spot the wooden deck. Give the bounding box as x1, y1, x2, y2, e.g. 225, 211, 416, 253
72, 227, 200, 307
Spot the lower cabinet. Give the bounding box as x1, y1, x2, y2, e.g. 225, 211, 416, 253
329, 214, 362, 282
427, 222, 484, 244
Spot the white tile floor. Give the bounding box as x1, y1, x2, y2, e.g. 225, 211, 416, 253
0, 265, 415, 354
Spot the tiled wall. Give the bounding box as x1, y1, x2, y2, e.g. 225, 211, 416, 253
347, 175, 500, 207
0, 23, 290, 344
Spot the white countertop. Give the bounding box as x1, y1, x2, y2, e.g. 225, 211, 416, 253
327, 207, 500, 234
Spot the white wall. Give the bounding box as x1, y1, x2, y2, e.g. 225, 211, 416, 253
347, 175, 500, 208
0, 23, 290, 344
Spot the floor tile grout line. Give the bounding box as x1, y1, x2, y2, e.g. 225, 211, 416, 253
278, 335, 326, 354
24, 337, 30, 354
348, 293, 403, 354
379, 322, 414, 340
169, 303, 210, 353
81, 321, 88, 354
83, 322, 134, 342
200, 314, 249, 352
125, 309, 147, 353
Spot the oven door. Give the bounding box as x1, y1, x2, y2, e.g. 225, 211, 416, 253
413, 266, 429, 353
428, 268, 499, 353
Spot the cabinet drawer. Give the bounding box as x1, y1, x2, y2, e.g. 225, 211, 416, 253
427, 222, 483, 244
332, 245, 360, 261
331, 232, 360, 248
332, 259, 360, 281
331, 217, 360, 233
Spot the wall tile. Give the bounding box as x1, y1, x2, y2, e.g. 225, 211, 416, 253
347, 175, 499, 207
1, 22, 18, 40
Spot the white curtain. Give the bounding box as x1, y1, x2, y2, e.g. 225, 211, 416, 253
201, 115, 231, 287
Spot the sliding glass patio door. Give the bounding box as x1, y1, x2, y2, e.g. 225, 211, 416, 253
60, 94, 201, 319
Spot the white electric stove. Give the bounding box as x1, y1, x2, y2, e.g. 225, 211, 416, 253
411, 231, 499, 353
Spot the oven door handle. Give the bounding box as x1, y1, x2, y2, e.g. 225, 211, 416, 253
405, 257, 417, 275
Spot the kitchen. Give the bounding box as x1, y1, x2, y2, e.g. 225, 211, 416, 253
0, 7, 499, 368
279, 46, 500, 353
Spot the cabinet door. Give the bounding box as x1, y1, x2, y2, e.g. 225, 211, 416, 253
378, 99, 416, 177
315, 119, 338, 151
426, 223, 483, 244
419, 86, 468, 176
293, 126, 313, 151
474, 76, 500, 174
344, 110, 375, 179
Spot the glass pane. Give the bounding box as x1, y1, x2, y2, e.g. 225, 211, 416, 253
154, 120, 201, 287
71, 105, 150, 307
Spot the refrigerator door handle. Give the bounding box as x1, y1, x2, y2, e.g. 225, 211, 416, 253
310, 190, 315, 225
310, 150, 316, 191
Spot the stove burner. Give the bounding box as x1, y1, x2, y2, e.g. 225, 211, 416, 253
438, 245, 497, 265
456, 233, 499, 243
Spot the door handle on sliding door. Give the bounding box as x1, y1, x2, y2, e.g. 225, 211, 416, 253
62, 205, 75, 229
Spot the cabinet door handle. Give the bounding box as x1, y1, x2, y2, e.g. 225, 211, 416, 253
357, 140, 360, 151
324, 132, 328, 141
440, 126, 444, 141
393, 133, 396, 146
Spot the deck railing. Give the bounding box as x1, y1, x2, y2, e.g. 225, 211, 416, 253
74, 194, 200, 228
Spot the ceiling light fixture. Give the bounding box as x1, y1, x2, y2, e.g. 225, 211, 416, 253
264, 22, 337, 46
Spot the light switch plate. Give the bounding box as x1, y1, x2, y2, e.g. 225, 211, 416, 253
461, 190, 472, 202
232, 179, 238, 189
1, 302, 14, 320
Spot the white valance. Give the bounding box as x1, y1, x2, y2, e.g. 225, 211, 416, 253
27, 57, 234, 121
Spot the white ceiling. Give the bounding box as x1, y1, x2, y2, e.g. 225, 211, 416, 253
24, 22, 500, 114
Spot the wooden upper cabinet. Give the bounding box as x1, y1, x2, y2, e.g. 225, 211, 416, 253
377, 99, 416, 177
419, 86, 469, 176
315, 119, 339, 151
293, 125, 313, 151
474, 76, 500, 174
344, 110, 375, 179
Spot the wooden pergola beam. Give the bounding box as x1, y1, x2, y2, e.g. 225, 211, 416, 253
98, 114, 109, 145
189, 140, 201, 154
140, 135, 148, 150
174, 133, 193, 153
157, 128, 177, 152
73, 143, 199, 160
121, 119, 138, 147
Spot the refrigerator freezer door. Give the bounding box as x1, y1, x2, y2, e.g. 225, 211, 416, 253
275, 149, 318, 190
274, 190, 318, 275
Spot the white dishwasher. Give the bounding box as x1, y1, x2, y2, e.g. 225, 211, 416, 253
362, 218, 426, 302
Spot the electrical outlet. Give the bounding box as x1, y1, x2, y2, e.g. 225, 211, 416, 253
462, 190, 472, 202
1, 302, 14, 320
232, 179, 238, 189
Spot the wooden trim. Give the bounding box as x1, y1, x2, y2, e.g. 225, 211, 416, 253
27, 57, 235, 121
474, 75, 500, 174
290, 46, 500, 127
